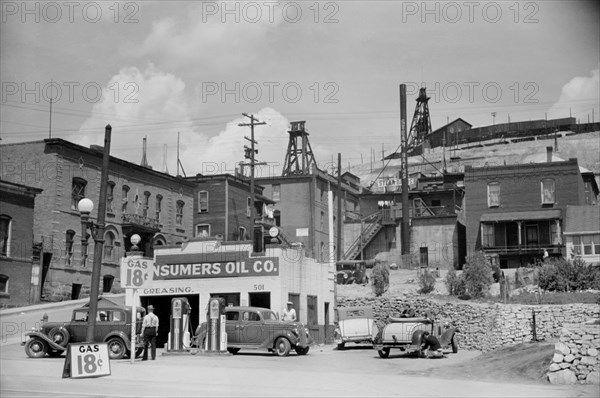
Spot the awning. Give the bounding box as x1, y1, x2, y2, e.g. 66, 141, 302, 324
480, 209, 561, 222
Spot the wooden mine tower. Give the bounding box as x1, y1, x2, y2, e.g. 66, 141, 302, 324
408, 87, 433, 155
282, 121, 317, 176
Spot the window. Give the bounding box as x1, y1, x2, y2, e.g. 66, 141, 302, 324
195, 224, 210, 238
572, 234, 600, 256
71, 178, 87, 210
481, 224, 494, 247
122, 185, 130, 212
176, 200, 184, 226
155, 195, 163, 222
431, 199, 441, 207
102, 275, 114, 293
143, 191, 151, 218
65, 230, 75, 266
81, 232, 90, 267
487, 182, 500, 207
551, 222, 560, 245
541, 179, 555, 204
103, 231, 116, 263
226, 312, 239, 321
0, 274, 8, 295
272, 184, 281, 202
106, 181, 115, 214
198, 191, 209, 213
320, 211, 325, 230
584, 182, 594, 205
238, 227, 247, 241
583, 235, 593, 255
246, 197, 252, 217
573, 235, 582, 255
0, 215, 11, 257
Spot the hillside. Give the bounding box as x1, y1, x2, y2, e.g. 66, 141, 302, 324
349, 131, 600, 187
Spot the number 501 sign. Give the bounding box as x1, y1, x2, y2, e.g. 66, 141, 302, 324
120, 257, 154, 288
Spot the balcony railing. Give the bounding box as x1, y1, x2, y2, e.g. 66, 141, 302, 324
121, 213, 160, 230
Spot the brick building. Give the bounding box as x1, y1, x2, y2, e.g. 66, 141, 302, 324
0, 180, 43, 307
185, 173, 274, 241
463, 148, 598, 268
0, 139, 194, 302
257, 169, 361, 262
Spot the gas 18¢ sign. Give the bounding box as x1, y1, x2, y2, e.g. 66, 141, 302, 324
120, 257, 154, 288
63, 343, 111, 379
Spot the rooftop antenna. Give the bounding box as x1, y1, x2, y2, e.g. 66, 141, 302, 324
162, 144, 169, 174
140, 136, 149, 168
48, 79, 54, 139
176, 132, 186, 177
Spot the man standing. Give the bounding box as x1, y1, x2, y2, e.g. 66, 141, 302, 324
141, 305, 159, 360
281, 301, 296, 322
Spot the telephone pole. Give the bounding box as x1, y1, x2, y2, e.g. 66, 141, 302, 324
239, 113, 266, 251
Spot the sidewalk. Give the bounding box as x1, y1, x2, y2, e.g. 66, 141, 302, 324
0, 293, 125, 316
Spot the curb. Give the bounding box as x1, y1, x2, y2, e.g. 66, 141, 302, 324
0, 294, 125, 316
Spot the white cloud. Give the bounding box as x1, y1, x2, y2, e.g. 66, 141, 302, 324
548, 68, 600, 121
77, 64, 300, 177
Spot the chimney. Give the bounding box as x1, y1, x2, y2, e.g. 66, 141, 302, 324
546, 146, 553, 163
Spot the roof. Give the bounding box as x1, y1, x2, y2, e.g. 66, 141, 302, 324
480, 209, 561, 222
430, 118, 473, 136
564, 205, 600, 234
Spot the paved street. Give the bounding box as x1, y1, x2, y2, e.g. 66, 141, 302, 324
2, 338, 599, 397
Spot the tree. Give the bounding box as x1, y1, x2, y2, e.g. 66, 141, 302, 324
462, 252, 494, 298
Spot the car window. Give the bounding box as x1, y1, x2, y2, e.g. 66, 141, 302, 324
112, 311, 123, 321
261, 311, 278, 321
242, 311, 260, 322
73, 311, 88, 321
98, 311, 108, 322
226, 312, 239, 321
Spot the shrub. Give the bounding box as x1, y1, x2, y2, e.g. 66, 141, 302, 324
371, 263, 390, 297
444, 267, 466, 296
417, 270, 436, 294
462, 252, 494, 298
538, 258, 600, 292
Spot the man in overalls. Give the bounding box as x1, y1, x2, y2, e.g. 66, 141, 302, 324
141, 305, 159, 360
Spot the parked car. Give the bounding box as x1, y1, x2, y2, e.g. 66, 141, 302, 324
23, 297, 145, 360
194, 306, 312, 357
372, 314, 459, 358
334, 306, 378, 350
336, 260, 370, 284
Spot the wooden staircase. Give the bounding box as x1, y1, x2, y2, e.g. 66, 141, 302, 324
343, 212, 383, 261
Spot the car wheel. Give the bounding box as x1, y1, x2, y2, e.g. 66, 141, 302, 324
107, 337, 126, 360
48, 327, 70, 347
295, 346, 310, 355
48, 349, 63, 358
337, 342, 346, 350
451, 337, 458, 353
378, 348, 390, 358
274, 337, 291, 357
25, 338, 47, 358
227, 347, 240, 354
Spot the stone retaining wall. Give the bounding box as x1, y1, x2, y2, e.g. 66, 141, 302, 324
547, 323, 600, 385
337, 296, 599, 352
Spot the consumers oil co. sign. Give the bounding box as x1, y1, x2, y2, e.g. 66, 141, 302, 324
154, 252, 279, 280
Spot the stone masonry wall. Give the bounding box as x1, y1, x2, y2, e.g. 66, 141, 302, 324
337, 296, 599, 351
547, 323, 600, 385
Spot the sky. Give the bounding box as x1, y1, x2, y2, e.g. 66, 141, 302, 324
1, 0, 599, 178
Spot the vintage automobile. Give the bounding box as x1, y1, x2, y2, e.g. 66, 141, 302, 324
23, 297, 145, 360
334, 306, 378, 350
194, 306, 312, 357
335, 260, 371, 285
372, 314, 459, 358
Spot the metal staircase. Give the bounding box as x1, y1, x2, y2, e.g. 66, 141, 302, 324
343, 212, 383, 261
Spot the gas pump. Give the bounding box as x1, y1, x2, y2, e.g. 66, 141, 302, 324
167, 297, 191, 352
206, 297, 226, 352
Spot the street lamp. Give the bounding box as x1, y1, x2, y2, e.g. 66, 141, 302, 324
77, 124, 112, 343
130, 234, 141, 252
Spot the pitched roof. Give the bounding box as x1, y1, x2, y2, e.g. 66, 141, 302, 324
564, 205, 600, 234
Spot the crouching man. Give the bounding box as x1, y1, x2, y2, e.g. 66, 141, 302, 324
421, 331, 444, 359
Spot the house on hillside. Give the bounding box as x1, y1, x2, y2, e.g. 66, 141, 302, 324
464, 147, 598, 268
563, 206, 600, 266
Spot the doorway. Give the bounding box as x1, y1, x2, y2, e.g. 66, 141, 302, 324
140, 294, 200, 348
248, 292, 270, 309
71, 283, 81, 300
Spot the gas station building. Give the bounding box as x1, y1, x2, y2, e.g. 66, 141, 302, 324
126, 239, 336, 346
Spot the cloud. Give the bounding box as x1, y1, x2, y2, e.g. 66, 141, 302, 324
77, 64, 301, 177
548, 68, 600, 121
